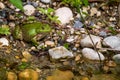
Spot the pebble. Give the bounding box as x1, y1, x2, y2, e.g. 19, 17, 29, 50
22, 51, 32, 60
73, 20, 84, 29
113, 54, 120, 64
99, 30, 107, 37
48, 46, 74, 59
45, 41, 55, 47
23, 5, 35, 16
96, 11, 101, 17
90, 7, 98, 16
0, 2, 5, 9
82, 48, 105, 60
8, 22, 15, 27
66, 36, 74, 42
103, 36, 120, 49
109, 17, 116, 21
55, 7, 73, 25
0, 38, 9, 46
80, 34, 101, 48
41, 0, 51, 4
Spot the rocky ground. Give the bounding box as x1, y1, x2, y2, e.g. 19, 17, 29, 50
0, 0, 120, 80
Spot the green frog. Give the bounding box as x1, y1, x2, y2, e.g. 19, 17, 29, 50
13, 22, 51, 45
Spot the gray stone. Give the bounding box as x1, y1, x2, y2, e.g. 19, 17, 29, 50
49, 46, 73, 59
73, 20, 83, 29
113, 54, 120, 64
82, 48, 105, 60
103, 36, 120, 49
80, 35, 101, 48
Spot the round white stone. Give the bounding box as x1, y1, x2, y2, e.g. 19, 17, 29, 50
82, 48, 105, 60
55, 7, 73, 25
0, 38, 9, 46
41, 0, 51, 3
23, 5, 35, 16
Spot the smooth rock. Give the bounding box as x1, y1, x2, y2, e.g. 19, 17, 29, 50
113, 54, 120, 64
46, 69, 74, 80
80, 35, 101, 48
55, 7, 73, 25
0, 38, 9, 46
23, 5, 35, 16
82, 48, 105, 60
22, 51, 32, 60
0, 2, 5, 9
45, 41, 55, 47
103, 36, 120, 49
7, 72, 17, 80
41, 0, 51, 3
49, 46, 73, 59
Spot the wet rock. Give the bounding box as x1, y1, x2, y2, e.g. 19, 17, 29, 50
0, 38, 9, 46
103, 36, 120, 49
113, 54, 120, 64
22, 51, 32, 60
80, 35, 101, 48
23, 5, 35, 16
48, 46, 74, 59
18, 69, 39, 80
7, 72, 17, 80
41, 0, 51, 3
46, 69, 74, 80
82, 48, 105, 60
55, 7, 73, 25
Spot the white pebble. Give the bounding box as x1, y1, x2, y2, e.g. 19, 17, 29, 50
45, 41, 55, 47
82, 48, 105, 60
23, 5, 35, 16
41, 0, 51, 3
0, 38, 9, 46
55, 7, 73, 25
0, 2, 5, 9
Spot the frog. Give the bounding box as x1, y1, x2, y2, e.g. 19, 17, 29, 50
13, 22, 51, 45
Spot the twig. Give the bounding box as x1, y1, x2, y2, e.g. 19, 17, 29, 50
77, 7, 103, 69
